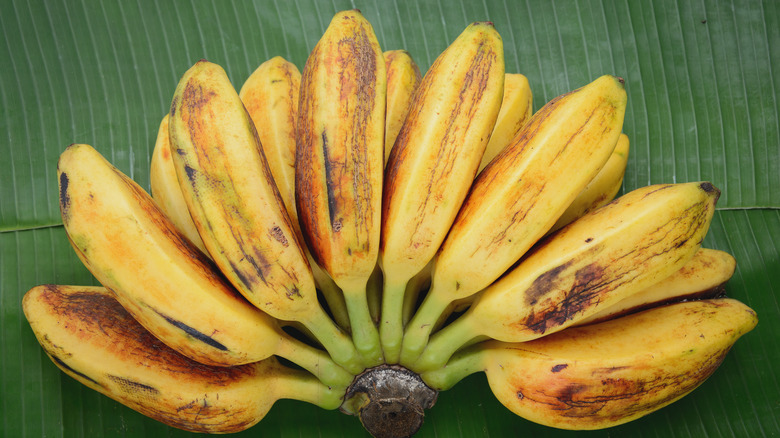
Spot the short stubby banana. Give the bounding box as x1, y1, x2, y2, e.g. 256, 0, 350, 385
477, 72, 533, 173
296, 10, 386, 367
383, 49, 422, 166
411, 182, 720, 372
57, 144, 352, 386
422, 298, 757, 430
239, 56, 350, 331
149, 114, 208, 253
577, 247, 735, 325
402, 75, 626, 366
379, 22, 505, 363
22, 284, 343, 433
168, 60, 362, 375
549, 132, 630, 233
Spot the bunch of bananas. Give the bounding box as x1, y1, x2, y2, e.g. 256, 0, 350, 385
23, 10, 756, 438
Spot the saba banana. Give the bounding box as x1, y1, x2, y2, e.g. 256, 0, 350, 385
24, 9, 757, 438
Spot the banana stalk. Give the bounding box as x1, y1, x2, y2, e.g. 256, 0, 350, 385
383, 49, 422, 166
411, 182, 720, 372
23, 284, 343, 433
401, 75, 626, 366
477, 72, 533, 173
58, 144, 353, 387
379, 22, 505, 363
296, 10, 386, 366
239, 56, 350, 331
422, 298, 757, 429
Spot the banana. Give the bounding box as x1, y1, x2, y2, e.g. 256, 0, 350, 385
576, 247, 735, 325
149, 113, 208, 254
401, 75, 626, 366
169, 60, 364, 375
23, 284, 343, 433
296, 10, 386, 366
57, 143, 353, 387
477, 72, 533, 173
410, 182, 720, 372
379, 22, 505, 363
383, 49, 422, 166
548, 132, 630, 233
238, 56, 350, 332
421, 298, 757, 429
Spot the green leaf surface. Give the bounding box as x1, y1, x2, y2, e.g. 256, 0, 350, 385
1, 0, 778, 436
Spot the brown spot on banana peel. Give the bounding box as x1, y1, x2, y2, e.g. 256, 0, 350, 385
154, 309, 229, 351
518, 196, 713, 336
511, 349, 728, 423
49, 354, 102, 387
58, 171, 70, 214
35, 285, 257, 380
108, 375, 160, 396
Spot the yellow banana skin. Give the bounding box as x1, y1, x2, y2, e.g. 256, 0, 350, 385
239, 56, 350, 332
412, 182, 720, 372
477, 72, 533, 173
58, 144, 353, 387
422, 298, 757, 430
380, 22, 505, 363
577, 247, 735, 325
549, 132, 630, 233
23, 285, 342, 433
296, 10, 386, 366
149, 114, 208, 254
59, 143, 277, 367
383, 49, 422, 166
169, 60, 362, 375
402, 75, 626, 366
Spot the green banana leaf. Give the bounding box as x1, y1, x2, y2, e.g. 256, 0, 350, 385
1, 0, 778, 436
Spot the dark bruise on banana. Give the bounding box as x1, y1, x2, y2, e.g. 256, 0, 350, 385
506, 184, 717, 337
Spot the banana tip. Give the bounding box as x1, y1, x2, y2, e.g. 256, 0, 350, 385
699, 182, 721, 201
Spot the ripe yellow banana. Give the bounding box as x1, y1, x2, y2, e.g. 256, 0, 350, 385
23, 284, 343, 433
379, 22, 505, 363
57, 143, 352, 386
421, 298, 757, 430
549, 132, 630, 233
168, 60, 362, 375
383, 49, 422, 166
411, 182, 720, 372
296, 10, 386, 367
577, 247, 735, 325
401, 75, 626, 366
238, 56, 350, 331
149, 113, 208, 254
477, 72, 533, 173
